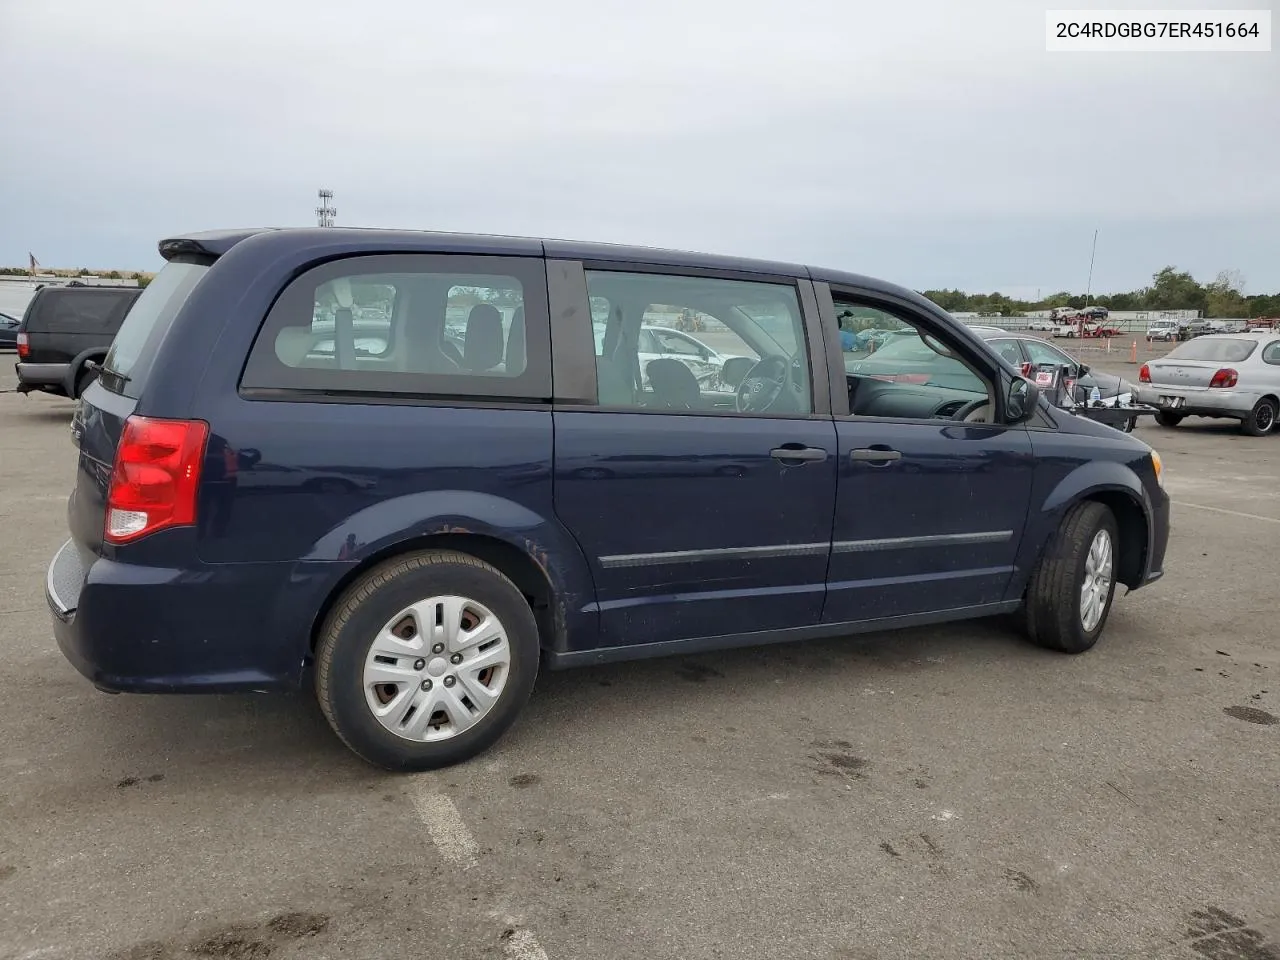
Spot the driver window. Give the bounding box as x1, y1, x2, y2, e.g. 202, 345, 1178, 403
584, 270, 810, 415
834, 299, 995, 421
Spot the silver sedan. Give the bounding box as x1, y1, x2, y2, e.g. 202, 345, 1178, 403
1135, 332, 1280, 436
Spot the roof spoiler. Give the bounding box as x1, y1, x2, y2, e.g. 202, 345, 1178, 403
157, 229, 274, 262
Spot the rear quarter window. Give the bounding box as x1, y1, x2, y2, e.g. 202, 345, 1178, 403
239, 254, 551, 402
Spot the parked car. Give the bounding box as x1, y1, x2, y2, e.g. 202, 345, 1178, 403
47, 228, 1170, 771
14, 285, 142, 398
1146, 320, 1180, 342
851, 329, 1136, 418
1179, 320, 1212, 341
1026, 319, 1058, 332
1207, 320, 1247, 334
1136, 332, 1280, 435
980, 332, 1137, 409
0, 310, 20, 351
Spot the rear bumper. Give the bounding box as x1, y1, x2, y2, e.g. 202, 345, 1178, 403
16, 361, 70, 394
1134, 385, 1260, 419
47, 537, 352, 693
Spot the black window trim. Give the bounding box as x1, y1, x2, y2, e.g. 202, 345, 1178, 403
816, 281, 1011, 424
238, 253, 552, 403
549, 259, 832, 419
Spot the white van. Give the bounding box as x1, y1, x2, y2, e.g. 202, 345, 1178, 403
1146, 320, 1180, 341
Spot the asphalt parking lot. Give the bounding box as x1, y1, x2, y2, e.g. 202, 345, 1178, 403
1, 357, 1277, 960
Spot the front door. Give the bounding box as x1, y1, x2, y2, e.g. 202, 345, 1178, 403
552, 266, 838, 649
819, 287, 1036, 624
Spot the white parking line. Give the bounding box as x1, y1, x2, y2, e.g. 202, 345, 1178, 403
409, 790, 479, 869
1173, 500, 1280, 525
502, 928, 551, 960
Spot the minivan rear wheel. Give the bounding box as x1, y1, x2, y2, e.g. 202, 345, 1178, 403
315, 550, 540, 771
1023, 501, 1118, 655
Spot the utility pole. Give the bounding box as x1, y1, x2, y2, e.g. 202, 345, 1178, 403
316, 189, 337, 228
1085, 229, 1098, 306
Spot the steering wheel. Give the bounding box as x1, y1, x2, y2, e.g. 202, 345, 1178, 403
736, 355, 792, 413
952, 398, 992, 423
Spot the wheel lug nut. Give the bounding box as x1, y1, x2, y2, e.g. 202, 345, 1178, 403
450, 653, 463, 665
432, 643, 445, 654
413, 659, 426, 671
443, 676, 456, 688
421, 679, 432, 691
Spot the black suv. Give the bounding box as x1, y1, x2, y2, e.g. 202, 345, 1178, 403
15, 285, 142, 398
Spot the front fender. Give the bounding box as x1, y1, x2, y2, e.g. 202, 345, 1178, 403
1008, 457, 1155, 600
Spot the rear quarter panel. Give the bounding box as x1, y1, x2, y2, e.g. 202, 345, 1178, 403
139, 234, 597, 661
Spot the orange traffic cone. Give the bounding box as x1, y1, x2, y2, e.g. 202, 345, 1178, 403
1129, 340, 1138, 363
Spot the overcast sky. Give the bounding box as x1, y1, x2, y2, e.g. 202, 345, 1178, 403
2, 0, 1277, 295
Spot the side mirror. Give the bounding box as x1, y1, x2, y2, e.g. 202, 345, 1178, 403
1077, 363, 1090, 376
1007, 376, 1040, 424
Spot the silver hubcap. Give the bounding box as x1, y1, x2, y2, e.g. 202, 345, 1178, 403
1080, 530, 1114, 632
362, 596, 511, 742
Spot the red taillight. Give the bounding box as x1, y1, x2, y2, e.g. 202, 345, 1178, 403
1209, 368, 1238, 388
1139, 363, 1151, 383
105, 416, 209, 544
16, 331, 29, 359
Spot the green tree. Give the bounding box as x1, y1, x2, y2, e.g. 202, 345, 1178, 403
1144, 266, 1206, 312
1204, 270, 1248, 318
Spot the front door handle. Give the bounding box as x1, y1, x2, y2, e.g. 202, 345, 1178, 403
770, 445, 828, 464
850, 447, 902, 464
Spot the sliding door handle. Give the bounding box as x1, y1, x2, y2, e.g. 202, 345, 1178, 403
770, 445, 828, 463
850, 447, 902, 464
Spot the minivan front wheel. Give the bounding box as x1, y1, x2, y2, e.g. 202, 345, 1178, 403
1024, 501, 1119, 654
315, 550, 540, 771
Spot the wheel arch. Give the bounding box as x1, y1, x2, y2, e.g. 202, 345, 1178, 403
63, 346, 108, 396
307, 532, 564, 658
1027, 460, 1156, 593
1078, 489, 1147, 588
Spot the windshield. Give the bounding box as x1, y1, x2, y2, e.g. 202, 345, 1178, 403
102, 262, 209, 395
1165, 338, 1257, 363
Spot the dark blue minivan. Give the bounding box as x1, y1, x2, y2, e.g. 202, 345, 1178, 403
47, 229, 1169, 770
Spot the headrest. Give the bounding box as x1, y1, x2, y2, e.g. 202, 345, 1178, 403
646, 357, 700, 408
463, 304, 504, 371
275, 327, 316, 366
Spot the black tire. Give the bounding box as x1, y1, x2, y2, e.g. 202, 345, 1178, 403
1241, 398, 1277, 437
74, 365, 99, 398
1121, 417, 1136, 433
1023, 501, 1119, 654
315, 549, 540, 771
1153, 410, 1184, 428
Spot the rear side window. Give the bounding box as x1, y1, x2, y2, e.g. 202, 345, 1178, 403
240, 254, 550, 402
102, 262, 209, 396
